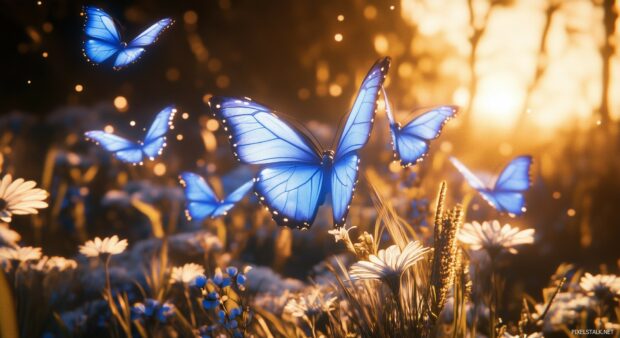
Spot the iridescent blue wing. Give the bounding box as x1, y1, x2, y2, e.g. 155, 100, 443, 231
333, 57, 390, 161
395, 106, 457, 166
449, 157, 487, 191
83, 7, 121, 43
141, 106, 176, 160
113, 48, 146, 69
330, 153, 359, 226
485, 155, 532, 215
179, 172, 220, 220
255, 163, 325, 229
84, 130, 143, 164
210, 96, 321, 164
82, 7, 122, 64
128, 18, 174, 47
212, 180, 255, 217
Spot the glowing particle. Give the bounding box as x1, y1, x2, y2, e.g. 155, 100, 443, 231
182, 112, 189, 119
42, 52, 48, 58
176, 134, 184, 141
364, 5, 377, 20
113, 96, 128, 112
297, 88, 310, 100
183, 10, 198, 24
374, 34, 388, 54
552, 191, 561, 199
153, 163, 166, 176
206, 119, 219, 131
202, 93, 212, 104
328, 83, 342, 97
596, 120, 602, 126
74, 84, 83, 93
334, 33, 343, 42
104, 125, 114, 133
27, 80, 31, 84
452, 87, 470, 107
37, 1, 42, 5
398, 62, 413, 78
388, 161, 401, 173
337, 14, 344, 22
567, 208, 576, 217
390, 5, 395, 10
129, 120, 136, 127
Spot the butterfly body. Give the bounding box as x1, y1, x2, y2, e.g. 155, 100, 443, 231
383, 88, 457, 167
82, 6, 174, 70
450, 156, 533, 216
85, 106, 176, 165
180, 172, 253, 220
212, 58, 390, 229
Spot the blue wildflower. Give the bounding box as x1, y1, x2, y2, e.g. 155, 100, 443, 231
226, 266, 238, 276
202, 291, 220, 310
217, 310, 226, 324
144, 299, 160, 317
193, 274, 207, 288
236, 273, 246, 286
213, 268, 231, 287
225, 319, 238, 329
229, 306, 242, 320
156, 302, 175, 323
131, 303, 146, 320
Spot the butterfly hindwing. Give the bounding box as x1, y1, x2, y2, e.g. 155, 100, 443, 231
210, 97, 321, 164
494, 155, 532, 192
84, 39, 119, 63
84, 131, 143, 164
334, 57, 390, 161
142, 106, 176, 159
180, 172, 220, 220
255, 163, 325, 228
330, 153, 359, 226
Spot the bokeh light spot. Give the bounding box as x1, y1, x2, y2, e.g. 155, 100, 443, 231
153, 163, 166, 176
74, 84, 83, 93
113, 96, 128, 112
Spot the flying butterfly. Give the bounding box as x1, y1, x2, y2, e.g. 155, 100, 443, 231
210, 57, 391, 229
179, 172, 254, 221
85, 106, 177, 165
449, 156, 533, 216
82, 6, 174, 70
383, 87, 458, 167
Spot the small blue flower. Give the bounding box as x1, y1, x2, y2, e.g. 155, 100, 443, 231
225, 319, 238, 329
202, 292, 220, 310
236, 273, 246, 286
229, 307, 242, 319
192, 275, 207, 288
131, 303, 146, 320
144, 299, 160, 317
226, 266, 238, 276
213, 268, 231, 287
157, 302, 175, 323
217, 310, 226, 324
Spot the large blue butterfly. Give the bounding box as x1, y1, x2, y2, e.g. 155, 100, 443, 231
211, 58, 391, 229
383, 87, 458, 167
179, 172, 254, 221
82, 6, 174, 70
85, 106, 177, 165
449, 156, 533, 216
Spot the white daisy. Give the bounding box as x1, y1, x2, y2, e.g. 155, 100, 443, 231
458, 220, 534, 256
348, 241, 430, 294
0, 245, 42, 263
35, 256, 78, 272
79, 235, 128, 258
0, 174, 49, 223
0, 223, 21, 246
579, 273, 620, 299
284, 287, 337, 321
169, 263, 205, 286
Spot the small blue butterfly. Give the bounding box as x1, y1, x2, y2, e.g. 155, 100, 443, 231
383, 87, 458, 167
211, 58, 391, 228
82, 6, 174, 70
85, 106, 177, 165
449, 156, 533, 216
179, 172, 254, 220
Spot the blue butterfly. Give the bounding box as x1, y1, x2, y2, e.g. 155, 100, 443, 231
179, 172, 254, 220
85, 106, 177, 165
210, 58, 391, 228
383, 87, 458, 167
82, 6, 174, 70
449, 156, 533, 216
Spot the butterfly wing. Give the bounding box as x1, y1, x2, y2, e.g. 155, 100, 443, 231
179, 172, 221, 220
128, 18, 174, 47
85, 130, 143, 164
212, 180, 255, 217
333, 57, 390, 161
141, 106, 177, 160
113, 48, 146, 69
256, 163, 325, 229
210, 96, 321, 164
485, 155, 533, 215
449, 157, 487, 191
395, 106, 458, 166
82, 7, 122, 64
330, 153, 359, 226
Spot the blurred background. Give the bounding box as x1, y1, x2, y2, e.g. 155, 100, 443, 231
0, 0, 619, 309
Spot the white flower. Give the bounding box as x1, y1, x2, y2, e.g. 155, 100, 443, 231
284, 287, 337, 320
36, 256, 78, 272
533, 292, 594, 331
328, 225, 357, 243
0, 223, 21, 246
0, 245, 42, 262
348, 241, 430, 295
579, 273, 620, 299
79, 235, 128, 257
0, 174, 49, 223
170, 263, 205, 286
458, 220, 534, 256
